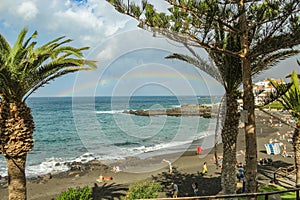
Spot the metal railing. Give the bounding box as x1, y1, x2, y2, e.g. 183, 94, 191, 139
141, 188, 300, 200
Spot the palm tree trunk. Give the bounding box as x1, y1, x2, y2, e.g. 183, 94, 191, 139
0, 101, 34, 200
6, 155, 27, 200
221, 93, 239, 194
293, 122, 300, 187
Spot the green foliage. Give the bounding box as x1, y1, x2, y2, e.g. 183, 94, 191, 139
269, 70, 300, 120
258, 185, 296, 200
122, 180, 162, 200
56, 186, 92, 200
261, 101, 284, 110
0, 28, 97, 102
237, 185, 296, 200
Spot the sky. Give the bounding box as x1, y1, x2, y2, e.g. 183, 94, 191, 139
0, 0, 299, 97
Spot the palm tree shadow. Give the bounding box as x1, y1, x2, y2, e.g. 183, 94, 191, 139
92, 182, 128, 200
151, 167, 221, 197
258, 159, 295, 186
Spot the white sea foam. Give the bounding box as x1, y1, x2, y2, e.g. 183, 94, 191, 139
0, 135, 215, 178
95, 110, 124, 114
26, 157, 70, 178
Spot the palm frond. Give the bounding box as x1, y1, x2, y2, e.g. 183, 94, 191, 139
0, 33, 11, 65
0, 28, 97, 102
264, 71, 300, 119
252, 50, 300, 76
23, 66, 93, 101
165, 44, 223, 84
23, 30, 38, 49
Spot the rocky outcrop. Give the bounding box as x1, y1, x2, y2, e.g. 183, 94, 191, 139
123, 104, 213, 118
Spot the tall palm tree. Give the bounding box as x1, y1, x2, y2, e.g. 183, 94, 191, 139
107, 0, 300, 194
0, 28, 96, 200
167, 32, 299, 194
268, 64, 300, 186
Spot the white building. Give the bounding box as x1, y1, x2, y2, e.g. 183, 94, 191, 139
253, 79, 284, 105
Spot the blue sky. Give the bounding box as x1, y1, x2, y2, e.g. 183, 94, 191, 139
0, 0, 299, 97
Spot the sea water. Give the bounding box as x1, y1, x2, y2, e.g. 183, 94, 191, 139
0, 96, 220, 177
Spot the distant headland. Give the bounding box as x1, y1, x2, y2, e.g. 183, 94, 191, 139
123, 104, 214, 118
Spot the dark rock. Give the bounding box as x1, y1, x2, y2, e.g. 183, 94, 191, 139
124, 104, 212, 117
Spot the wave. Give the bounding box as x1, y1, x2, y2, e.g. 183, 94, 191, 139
170, 105, 181, 108
113, 141, 141, 147
0, 131, 216, 178
0, 152, 125, 178
95, 110, 124, 114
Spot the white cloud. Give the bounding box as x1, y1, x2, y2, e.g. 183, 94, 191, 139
0, 0, 297, 97
0, 0, 135, 46
16, 1, 38, 21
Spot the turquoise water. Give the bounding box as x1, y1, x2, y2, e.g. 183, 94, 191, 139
0, 96, 219, 177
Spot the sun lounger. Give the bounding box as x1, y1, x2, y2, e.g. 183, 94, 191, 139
265, 143, 281, 155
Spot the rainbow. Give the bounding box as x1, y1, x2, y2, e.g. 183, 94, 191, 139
57, 71, 218, 97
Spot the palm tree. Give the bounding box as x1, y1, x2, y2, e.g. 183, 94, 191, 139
268, 64, 300, 186
107, 0, 300, 194
0, 28, 96, 200
166, 35, 241, 194
166, 33, 299, 193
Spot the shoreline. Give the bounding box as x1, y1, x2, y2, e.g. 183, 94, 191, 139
0, 110, 296, 199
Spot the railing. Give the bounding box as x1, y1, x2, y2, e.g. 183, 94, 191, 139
274, 165, 296, 182
141, 188, 300, 200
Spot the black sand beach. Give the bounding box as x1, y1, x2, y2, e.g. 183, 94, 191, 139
0, 110, 296, 199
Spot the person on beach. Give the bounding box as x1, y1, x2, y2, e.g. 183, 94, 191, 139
96, 175, 103, 183
162, 159, 173, 174
196, 146, 203, 155
237, 163, 245, 182
201, 162, 208, 175
111, 165, 121, 173
171, 182, 178, 198
192, 182, 198, 196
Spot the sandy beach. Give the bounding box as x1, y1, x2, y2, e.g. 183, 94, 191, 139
0, 110, 296, 199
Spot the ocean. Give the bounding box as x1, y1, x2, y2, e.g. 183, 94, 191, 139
0, 96, 220, 177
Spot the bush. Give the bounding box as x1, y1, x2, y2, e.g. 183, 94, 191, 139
123, 180, 162, 200
56, 186, 92, 200
261, 101, 284, 110
258, 185, 296, 200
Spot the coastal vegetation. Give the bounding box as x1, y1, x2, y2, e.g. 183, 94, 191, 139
265, 63, 300, 186
260, 101, 284, 110
122, 180, 162, 200
56, 186, 92, 200
0, 28, 96, 200
257, 185, 296, 200
107, 0, 300, 195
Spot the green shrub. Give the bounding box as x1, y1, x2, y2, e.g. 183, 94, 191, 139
56, 185, 92, 200
261, 101, 284, 110
258, 185, 296, 200
237, 185, 296, 200
123, 180, 162, 200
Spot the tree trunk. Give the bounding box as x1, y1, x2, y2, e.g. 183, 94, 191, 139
0, 101, 34, 200
242, 59, 258, 195
221, 93, 239, 195
239, 0, 258, 196
293, 122, 300, 187
6, 155, 27, 200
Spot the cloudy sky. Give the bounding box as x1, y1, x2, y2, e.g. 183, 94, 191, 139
0, 0, 299, 97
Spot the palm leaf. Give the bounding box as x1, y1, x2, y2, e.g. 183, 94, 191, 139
0, 28, 97, 102
266, 71, 300, 119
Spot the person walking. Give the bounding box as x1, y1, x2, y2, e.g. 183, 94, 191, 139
171, 182, 178, 198
163, 159, 173, 174
201, 162, 208, 175
192, 182, 198, 196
